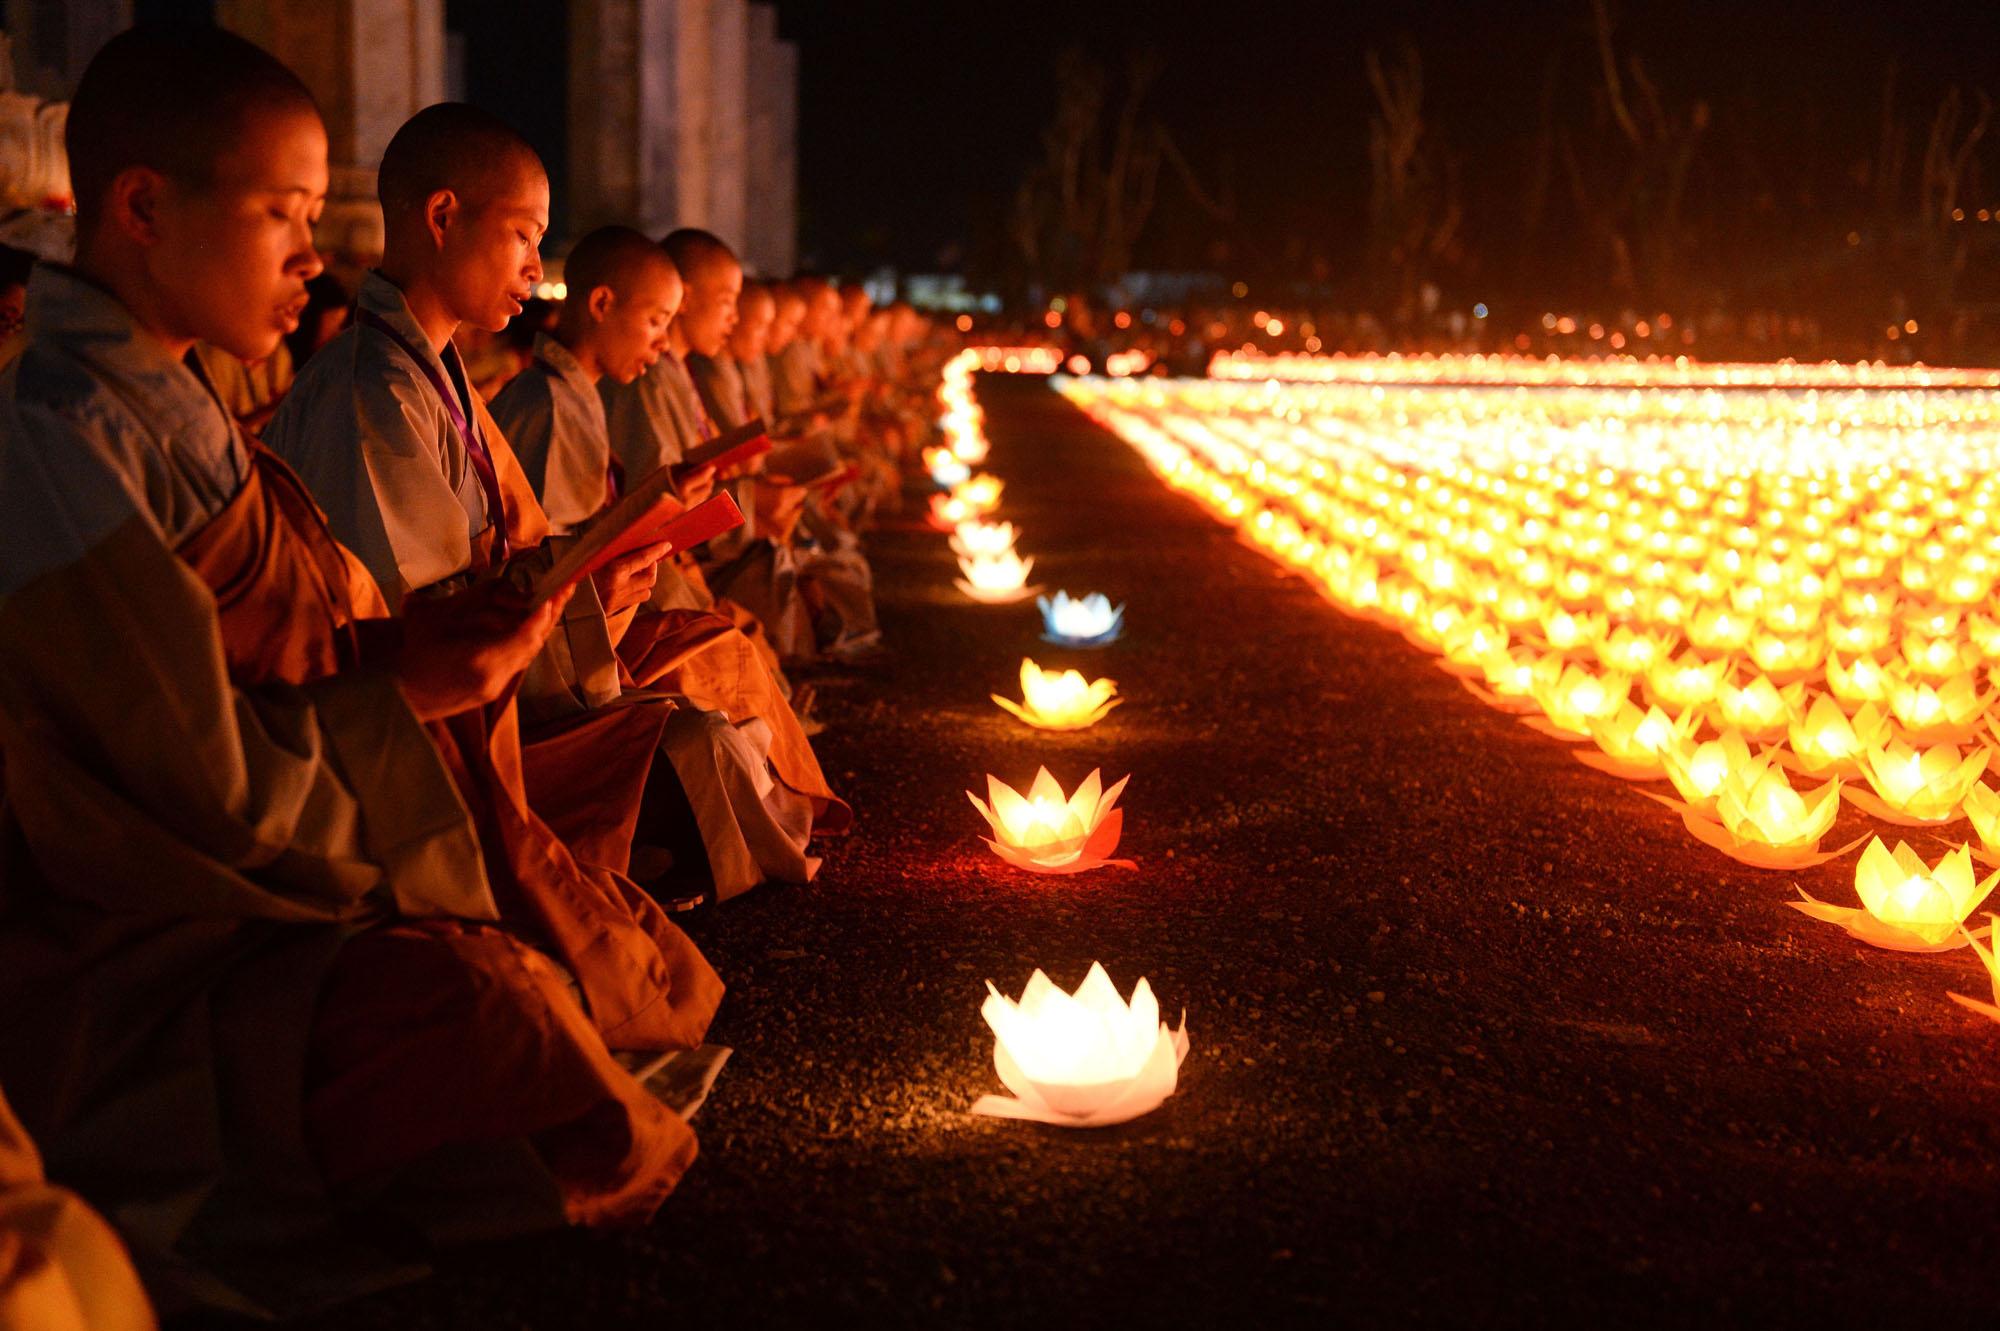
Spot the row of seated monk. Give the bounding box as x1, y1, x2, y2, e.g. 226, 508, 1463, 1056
0, 24, 954, 1326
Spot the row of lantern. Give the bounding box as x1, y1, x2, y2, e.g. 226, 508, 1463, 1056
930, 348, 1185, 1127
1207, 348, 2000, 391
1054, 369, 2000, 1016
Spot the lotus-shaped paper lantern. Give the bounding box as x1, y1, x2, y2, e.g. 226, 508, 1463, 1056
1847, 739, 1991, 825
1644, 651, 1728, 711
954, 550, 1041, 604
972, 963, 1189, 1127
1965, 782, 2000, 854
1793, 838, 1999, 951
1749, 632, 1826, 682
950, 519, 1018, 560
1711, 672, 1804, 741
1438, 617, 1509, 675
1462, 646, 1545, 714
1578, 702, 1695, 780
952, 474, 1004, 515
1827, 617, 1893, 656
1594, 626, 1670, 674
968, 767, 1135, 874
1039, 590, 1126, 647
1947, 916, 2000, 1022
1785, 697, 1888, 778
1538, 608, 1604, 653
1902, 633, 1977, 679
928, 491, 977, 530
1681, 755, 1853, 869
923, 446, 972, 489
992, 658, 1120, 731
1886, 669, 1990, 743
1528, 664, 1629, 737
1825, 653, 1892, 708
1660, 730, 1757, 814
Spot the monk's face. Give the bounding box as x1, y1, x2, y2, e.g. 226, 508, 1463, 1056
595, 261, 681, 384
149, 104, 327, 360
801, 286, 840, 339
437, 156, 548, 333
676, 254, 743, 358
727, 291, 775, 360
768, 293, 805, 350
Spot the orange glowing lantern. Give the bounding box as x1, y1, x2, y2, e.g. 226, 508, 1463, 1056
1825, 653, 1893, 708
1578, 702, 1695, 780
1785, 697, 1888, 778
1712, 672, 1804, 742
1947, 918, 2000, 1023
1847, 739, 1991, 825
1792, 838, 1999, 951
1644, 651, 1728, 711
992, 659, 1120, 731
1885, 669, 1990, 743
953, 474, 1005, 515
1528, 663, 1629, 737
1660, 731, 1757, 814
954, 551, 1042, 604
950, 519, 1018, 560
968, 767, 1135, 874
972, 963, 1189, 1127
1680, 755, 1854, 869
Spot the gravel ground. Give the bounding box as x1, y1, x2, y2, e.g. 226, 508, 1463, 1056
234, 376, 2000, 1329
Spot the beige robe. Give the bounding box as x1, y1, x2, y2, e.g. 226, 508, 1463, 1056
0, 266, 714, 1315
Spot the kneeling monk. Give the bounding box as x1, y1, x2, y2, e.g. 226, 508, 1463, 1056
0, 28, 719, 1314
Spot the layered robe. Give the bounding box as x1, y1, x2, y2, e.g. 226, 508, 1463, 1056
267, 277, 845, 891
0, 267, 719, 1314
693, 351, 881, 659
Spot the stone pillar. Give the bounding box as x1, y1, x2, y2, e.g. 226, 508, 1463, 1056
569, 0, 673, 238
703, 0, 748, 251
217, 0, 446, 263
743, 3, 795, 277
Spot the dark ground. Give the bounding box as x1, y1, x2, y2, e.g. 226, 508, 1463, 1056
259, 376, 2000, 1328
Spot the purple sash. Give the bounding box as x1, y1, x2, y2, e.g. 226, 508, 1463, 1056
357, 307, 511, 561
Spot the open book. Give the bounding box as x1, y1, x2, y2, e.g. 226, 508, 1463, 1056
529, 481, 744, 607
672, 417, 771, 482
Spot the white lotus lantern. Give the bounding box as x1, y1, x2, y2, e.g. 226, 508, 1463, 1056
972, 963, 1189, 1127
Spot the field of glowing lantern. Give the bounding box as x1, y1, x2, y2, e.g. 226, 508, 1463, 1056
1024, 356, 2000, 1018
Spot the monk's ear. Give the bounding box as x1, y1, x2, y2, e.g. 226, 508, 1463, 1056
422, 188, 459, 248
104, 166, 169, 246
586, 283, 616, 324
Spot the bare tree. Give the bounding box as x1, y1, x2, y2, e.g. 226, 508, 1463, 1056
1364, 42, 1462, 319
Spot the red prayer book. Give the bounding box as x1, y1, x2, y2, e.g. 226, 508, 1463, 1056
529, 484, 744, 607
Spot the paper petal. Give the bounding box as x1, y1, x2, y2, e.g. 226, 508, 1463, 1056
1842, 784, 1966, 826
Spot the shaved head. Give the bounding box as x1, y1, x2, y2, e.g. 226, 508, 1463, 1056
660, 228, 739, 284
564, 225, 677, 302
378, 102, 544, 219
739, 282, 775, 317
68, 25, 318, 243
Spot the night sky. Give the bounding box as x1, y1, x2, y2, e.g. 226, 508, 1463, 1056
771, 0, 2000, 282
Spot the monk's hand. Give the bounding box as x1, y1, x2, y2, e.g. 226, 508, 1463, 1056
591, 539, 671, 614
393, 581, 572, 721
678, 464, 717, 508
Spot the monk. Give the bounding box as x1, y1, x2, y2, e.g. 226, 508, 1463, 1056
490, 225, 831, 891
693, 282, 883, 661
265, 108, 846, 897
0, 29, 718, 1313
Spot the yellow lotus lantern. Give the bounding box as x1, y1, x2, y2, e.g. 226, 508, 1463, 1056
972, 963, 1189, 1127
1712, 672, 1804, 741
1947, 917, 2000, 1023
1685, 605, 1753, 652
1847, 738, 1991, 825
1680, 755, 1854, 869
1659, 730, 1757, 814
1785, 697, 1888, 778
928, 491, 977, 530
1825, 653, 1893, 708
1644, 651, 1728, 711
1527, 663, 1629, 738
1462, 646, 1545, 715
1594, 626, 1670, 674
952, 474, 1004, 515
1827, 617, 1893, 656
1538, 608, 1603, 653
954, 551, 1041, 604
1902, 633, 1976, 680
950, 519, 1018, 560
968, 767, 1135, 874
1748, 632, 1825, 682
1578, 702, 1694, 780
1885, 668, 1989, 743
992, 659, 1120, 731
1965, 782, 2000, 854
1792, 838, 1999, 951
